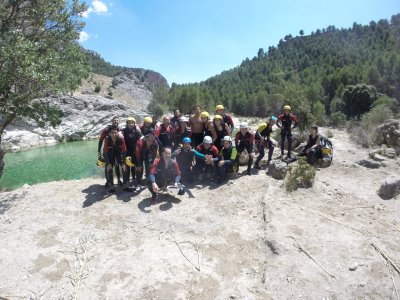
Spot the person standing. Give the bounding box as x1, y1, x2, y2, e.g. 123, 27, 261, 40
215, 104, 234, 132
103, 126, 127, 193
213, 114, 230, 151
98, 116, 122, 187
122, 117, 142, 191
277, 105, 300, 159
189, 105, 204, 148
235, 122, 254, 175
135, 130, 160, 184
156, 115, 175, 151
170, 109, 181, 128
254, 116, 277, 169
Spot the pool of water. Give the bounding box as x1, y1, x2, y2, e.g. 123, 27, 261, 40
0, 140, 105, 190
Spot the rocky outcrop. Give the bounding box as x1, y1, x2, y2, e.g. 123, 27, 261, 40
267, 161, 289, 180
130, 68, 169, 92
111, 71, 154, 109
375, 120, 400, 154
378, 175, 400, 199
2, 94, 148, 152
356, 159, 382, 169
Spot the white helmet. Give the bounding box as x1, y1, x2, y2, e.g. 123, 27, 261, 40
203, 136, 212, 144
222, 136, 232, 142
239, 122, 248, 129
179, 116, 189, 123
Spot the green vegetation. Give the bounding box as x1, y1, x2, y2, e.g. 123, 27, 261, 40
0, 0, 89, 178
284, 157, 316, 192
167, 14, 400, 124
94, 83, 101, 93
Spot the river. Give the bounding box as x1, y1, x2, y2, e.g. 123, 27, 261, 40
0, 140, 104, 190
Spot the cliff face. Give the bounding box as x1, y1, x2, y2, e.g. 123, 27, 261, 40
2, 94, 148, 152
130, 68, 169, 92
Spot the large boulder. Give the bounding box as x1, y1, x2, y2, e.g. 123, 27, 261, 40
267, 160, 289, 180
375, 120, 400, 155
378, 175, 400, 199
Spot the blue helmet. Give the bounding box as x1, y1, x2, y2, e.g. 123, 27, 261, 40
182, 137, 191, 143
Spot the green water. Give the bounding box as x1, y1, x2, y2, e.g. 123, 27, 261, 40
0, 140, 104, 190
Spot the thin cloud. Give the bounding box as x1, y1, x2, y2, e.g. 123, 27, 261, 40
81, 0, 108, 18
79, 31, 90, 43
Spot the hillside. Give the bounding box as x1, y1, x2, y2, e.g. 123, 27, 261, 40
83, 49, 169, 92
168, 14, 400, 121
0, 128, 399, 298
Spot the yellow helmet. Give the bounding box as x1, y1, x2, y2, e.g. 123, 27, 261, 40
143, 117, 152, 123
97, 156, 106, 167
214, 114, 222, 121
200, 111, 209, 118
127, 117, 136, 123
215, 105, 224, 110
125, 156, 135, 167
283, 105, 291, 111
257, 122, 268, 132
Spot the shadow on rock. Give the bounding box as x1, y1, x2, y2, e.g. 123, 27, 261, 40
137, 194, 182, 213
82, 184, 110, 207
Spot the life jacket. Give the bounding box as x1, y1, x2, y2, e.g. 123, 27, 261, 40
213, 121, 228, 149
236, 131, 253, 147
175, 147, 195, 171
175, 126, 191, 145
278, 113, 299, 131
136, 137, 159, 166
203, 121, 213, 138
221, 145, 238, 172
158, 124, 174, 148
140, 125, 152, 136
151, 158, 180, 183
123, 126, 141, 154
196, 143, 219, 157
223, 113, 234, 128
104, 134, 125, 163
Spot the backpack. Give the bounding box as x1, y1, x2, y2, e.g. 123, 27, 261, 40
319, 135, 333, 159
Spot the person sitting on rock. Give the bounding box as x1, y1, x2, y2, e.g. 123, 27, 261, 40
98, 116, 123, 187
148, 147, 181, 205
174, 116, 191, 148
213, 114, 231, 151
195, 136, 220, 180
277, 105, 300, 159
172, 137, 205, 184
298, 125, 322, 165
156, 115, 175, 151
254, 116, 277, 169
140, 117, 153, 136
122, 117, 142, 191
215, 104, 234, 132
135, 130, 160, 184
216, 136, 238, 183
235, 122, 255, 175
103, 125, 127, 193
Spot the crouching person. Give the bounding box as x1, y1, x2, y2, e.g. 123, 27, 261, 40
148, 147, 181, 205
299, 125, 322, 165
216, 136, 237, 183
172, 137, 205, 184
195, 136, 220, 181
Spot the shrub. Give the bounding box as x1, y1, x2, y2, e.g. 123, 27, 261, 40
360, 105, 394, 132
111, 78, 119, 88
330, 112, 346, 127
94, 83, 101, 93
284, 157, 316, 192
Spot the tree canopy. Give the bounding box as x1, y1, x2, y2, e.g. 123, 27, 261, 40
0, 0, 89, 177
167, 14, 400, 121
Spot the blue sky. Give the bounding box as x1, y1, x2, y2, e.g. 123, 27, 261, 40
79, 0, 400, 85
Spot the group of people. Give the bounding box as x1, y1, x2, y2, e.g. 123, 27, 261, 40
97, 104, 324, 204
